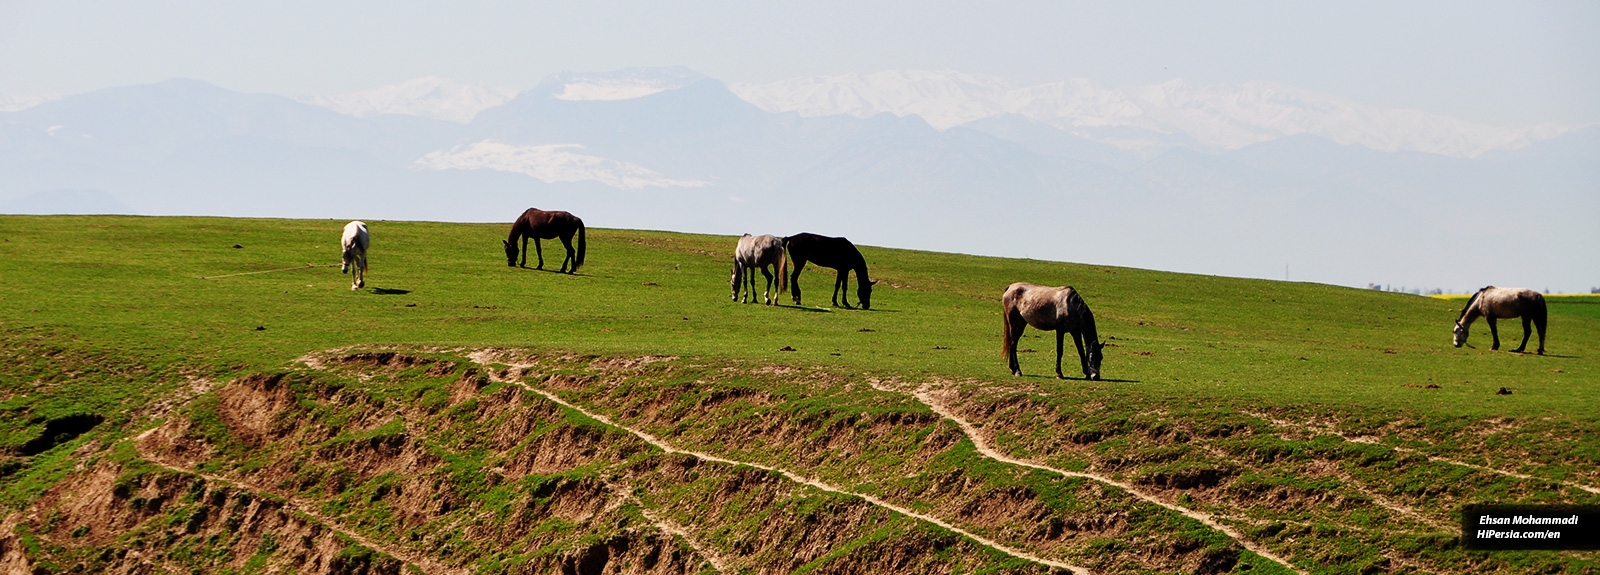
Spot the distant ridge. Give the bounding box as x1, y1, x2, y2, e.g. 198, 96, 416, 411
302, 77, 517, 123
730, 69, 1572, 158
1, 72, 1593, 292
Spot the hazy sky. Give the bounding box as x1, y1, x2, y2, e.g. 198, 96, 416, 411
2, 1, 1596, 126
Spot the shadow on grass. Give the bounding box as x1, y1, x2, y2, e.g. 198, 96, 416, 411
515, 265, 589, 277
779, 304, 833, 313
782, 304, 899, 312
1015, 373, 1142, 383
371, 287, 411, 295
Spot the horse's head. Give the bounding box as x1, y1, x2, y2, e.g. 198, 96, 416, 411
729, 263, 741, 301
859, 279, 877, 310
503, 239, 518, 267
1085, 340, 1105, 380
1452, 321, 1468, 348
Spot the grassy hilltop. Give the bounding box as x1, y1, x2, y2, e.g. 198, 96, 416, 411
1, 215, 1596, 574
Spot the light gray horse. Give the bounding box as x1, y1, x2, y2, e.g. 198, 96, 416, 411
731, 234, 787, 305
1453, 286, 1546, 354
341, 221, 369, 290
1003, 282, 1104, 379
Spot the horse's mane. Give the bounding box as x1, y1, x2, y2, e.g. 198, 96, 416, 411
1065, 287, 1098, 341
1457, 286, 1492, 323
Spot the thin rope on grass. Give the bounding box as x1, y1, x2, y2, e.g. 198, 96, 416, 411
198, 263, 339, 280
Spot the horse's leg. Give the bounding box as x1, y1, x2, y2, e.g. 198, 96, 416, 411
744, 265, 757, 303
534, 238, 545, 270
1054, 330, 1066, 379
789, 259, 806, 305
1072, 331, 1089, 377
519, 237, 529, 267
834, 269, 851, 308
1515, 316, 1533, 353
749, 266, 760, 303
1487, 317, 1500, 350
1006, 309, 1026, 376
760, 265, 775, 304
1536, 316, 1547, 355
559, 235, 575, 273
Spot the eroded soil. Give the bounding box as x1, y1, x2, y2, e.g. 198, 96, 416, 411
3, 346, 1596, 574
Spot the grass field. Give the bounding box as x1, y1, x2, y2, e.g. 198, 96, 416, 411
2, 215, 1597, 574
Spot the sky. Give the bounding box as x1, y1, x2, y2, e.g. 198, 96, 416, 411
1, 1, 1597, 128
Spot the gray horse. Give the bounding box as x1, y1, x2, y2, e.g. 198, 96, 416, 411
731, 234, 788, 305
1453, 286, 1547, 354
1002, 282, 1104, 379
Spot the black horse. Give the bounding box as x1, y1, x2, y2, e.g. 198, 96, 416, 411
503, 208, 586, 273
784, 233, 876, 309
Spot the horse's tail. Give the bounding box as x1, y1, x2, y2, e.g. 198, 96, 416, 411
574, 220, 587, 272
776, 244, 788, 294
1530, 291, 1548, 326
1001, 292, 1016, 359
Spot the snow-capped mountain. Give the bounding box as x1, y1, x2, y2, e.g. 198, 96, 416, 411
414, 141, 709, 189
730, 70, 1571, 157
305, 68, 709, 123
304, 77, 517, 123
536, 66, 705, 101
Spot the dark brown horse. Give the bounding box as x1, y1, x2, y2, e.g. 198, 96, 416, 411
504, 208, 586, 273
1003, 282, 1103, 380
1453, 286, 1547, 354
784, 232, 875, 309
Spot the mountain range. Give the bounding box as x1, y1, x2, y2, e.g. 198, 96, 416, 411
1, 68, 1594, 292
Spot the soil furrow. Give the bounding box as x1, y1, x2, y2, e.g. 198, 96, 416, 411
133, 427, 467, 575
470, 351, 1089, 575
1248, 411, 1600, 496
899, 384, 1309, 575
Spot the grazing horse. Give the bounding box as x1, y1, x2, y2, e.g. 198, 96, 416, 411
1453, 286, 1547, 354
504, 208, 586, 273
783, 232, 876, 309
1003, 283, 1104, 380
731, 234, 788, 304
340, 221, 369, 290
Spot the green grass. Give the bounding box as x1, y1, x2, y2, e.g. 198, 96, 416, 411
2, 214, 1597, 573
1, 215, 1593, 420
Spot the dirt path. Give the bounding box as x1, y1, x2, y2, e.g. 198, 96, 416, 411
469, 351, 1090, 575
896, 384, 1309, 575
633, 497, 731, 573
134, 428, 468, 575
1247, 411, 1600, 496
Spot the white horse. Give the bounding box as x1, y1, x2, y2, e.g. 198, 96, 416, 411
731, 234, 787, 304
341, 221, 369, 290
